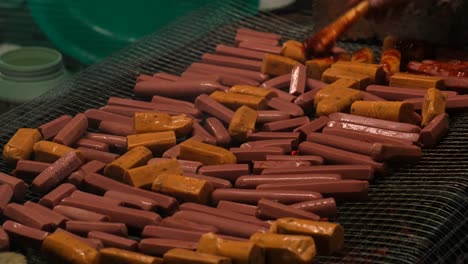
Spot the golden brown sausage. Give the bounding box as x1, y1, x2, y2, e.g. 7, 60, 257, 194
421, 88, 447, 126
197, 232, 265, 264
389, 73, 445, 90
104, 146, 153, 181
127, 131, 176, 154
152, 174, 213, 204
134, 113, 193, 137
261, 54, 300, 76
98, 248, 163, 264
163, 248, 232, 264
281, 40, 306, 62
3, 128, 42, 164
33, 141, 83, 163
123, 159, 182, 188
250, 232, 316, 264
350, 101, 415, 123
210, 91, 267, 110
41, 231, 99, 264
179, 139, 237, 166
228, 106, 257, 142
270, 217, 344, 255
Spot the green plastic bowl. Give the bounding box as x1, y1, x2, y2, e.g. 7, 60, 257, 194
28, 0, 260, 65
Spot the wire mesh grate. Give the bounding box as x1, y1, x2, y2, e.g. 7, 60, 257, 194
0, 1, 466, 263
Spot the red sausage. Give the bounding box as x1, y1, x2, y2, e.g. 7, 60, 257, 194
38, 115, 73, 139
53, 113, 88, 146
32, 151, 83, 194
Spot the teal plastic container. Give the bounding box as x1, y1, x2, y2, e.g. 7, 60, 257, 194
28, 0, 260, 65
0, 47, 69, 112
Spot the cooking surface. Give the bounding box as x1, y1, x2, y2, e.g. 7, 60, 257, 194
0, 1, 466, 263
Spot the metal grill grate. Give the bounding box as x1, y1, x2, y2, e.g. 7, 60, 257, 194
0, 1, 467, 263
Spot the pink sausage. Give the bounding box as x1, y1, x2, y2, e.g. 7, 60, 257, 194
261, 165, 375, 181
0, 185, 13, 214
12, 160, 50, 179
39, 183, 77, 208
323, 126, 412, 146
139, 238, 197, 256
328, 112, 421, 133
172, 210, 266, 238
38, 115, 73, 139
299, 141, 388, 175
256, 199, 320, 221
142, 225, 204, 242
188, 63, 269, 82
201, 53, 262, 71
0, 172, 28, 201
265, 155, 324, 165
0, 227, 9, 251
235, 34, 279, 46
32, 151, 83, 194
195, 94, 234, 125
76, 147, 119, 163
179, 203, 269, 228
420, 113, 449, 148
2, 220, 49, 249
135, 80, 228, 98
85, 133, 127, 149
88, 231, 137, 251
264, 87, 297, 102
240, 139, 297, 153
290, 198, 337, 217
24, 201, 68, 228
293, 116, 329, 136
262, 116, 309, 132
238, 41, 282, 54
326, 121, 419, 143
53, 113, 88, 146
266, 98, 304, 117
66, 221, 127, 237
215, 44, 265, 61
183, 173, 232, 189
53, 205, 109, 222
70, 190, 123, 207
153, 72, 182, 81
160, 217, 218, 233
256, 180, 370, 201
104, 190, 158, 211
151, 95, 195, 108
230, 147, 285, 163
289, 64, 307, 95
76, 139, 109, 152
204, 117, 231, 147
235, 174, 341, 189
216, 200, 257, 216
98, 121, 134, 136
198, 164, 250, 182
82, 173, 178, 214
261, 74, 291, 89
84, 109, 132, 124
4, 203, 56, 231
247, 132, 300, 141
236, 28, 282, 40
60, 197, 161, 229
256, 111, 290, 123
211, 189, 323, 205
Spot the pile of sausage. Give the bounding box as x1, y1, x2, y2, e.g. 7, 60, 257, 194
0, 27, 467, 264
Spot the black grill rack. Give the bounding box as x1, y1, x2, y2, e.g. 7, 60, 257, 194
0, 1, 467, 263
